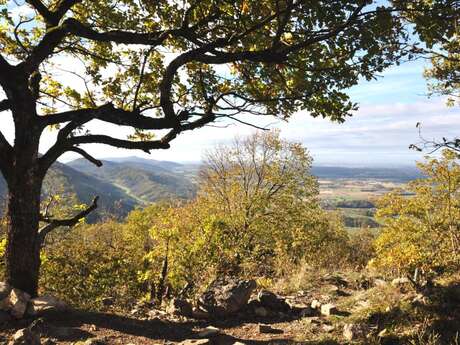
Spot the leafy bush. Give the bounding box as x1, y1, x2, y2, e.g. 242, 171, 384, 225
373, 150, 460, 276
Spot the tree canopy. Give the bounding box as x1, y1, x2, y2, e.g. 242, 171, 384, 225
0, 0, 409, 172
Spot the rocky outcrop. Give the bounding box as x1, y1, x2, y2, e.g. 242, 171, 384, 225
197, 277, 256, 317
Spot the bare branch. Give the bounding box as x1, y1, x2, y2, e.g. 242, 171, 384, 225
67, 147, 102, 167
38, 196, 98, 244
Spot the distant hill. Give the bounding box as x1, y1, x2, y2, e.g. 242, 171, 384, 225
311, 166, 423, 182
68, 157, 198, 204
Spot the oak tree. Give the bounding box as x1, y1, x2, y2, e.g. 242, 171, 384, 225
0, 0, 406, 295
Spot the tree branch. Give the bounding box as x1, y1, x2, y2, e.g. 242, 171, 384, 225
67, 147, 102, 167
0, 99, 10, 112
41, 103, 176, 129
38, 196, 98, 244
26, 0, 56, 26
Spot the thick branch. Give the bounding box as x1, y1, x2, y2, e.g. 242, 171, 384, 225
0, 130, 14, 183
26, 0, 55, 25
41, 103, 176, 129
0, 99, 10, 112
38, 196, 98, 244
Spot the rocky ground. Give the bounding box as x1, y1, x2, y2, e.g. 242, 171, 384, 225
1, 272, 459, 345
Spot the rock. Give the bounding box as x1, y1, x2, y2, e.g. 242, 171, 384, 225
0, 310, 12, 323
299, 307, 316, 317
391, 277, 411, 286
311, 299, 321, 309
101, 297, 114, 306
27, 295, 68, 316
197, 326, 220, 338
179, 340, 211, 345
320, 303, 338, 316
343, 324, 358, 341
303, 316, 320, 325
0, 282, 11, 301
191, 307, 210, 319
257, 290, 290, 312
374, 279, 387, 287
322, 324, 335, 333
254, 306, 268, 317
198, 277, 256, 317
8, 328, 40, 345
5, 288, 31, 319
258, 324, 283, 334
167, 298, 193, 317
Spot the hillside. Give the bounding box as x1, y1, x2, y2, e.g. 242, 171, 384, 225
68, 157, 198, 204
0, 162, 138, 219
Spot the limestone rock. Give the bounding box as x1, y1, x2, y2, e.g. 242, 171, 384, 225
320, 303, 338, 316
5, 288, 31, 319
27, 295, 68, 316
311, 299, 321, 309
257, 290, 290, 312
8, 328, 40, 345
198, 277, 256, 317
197, 326, 220, 338
179, 340, 211, 345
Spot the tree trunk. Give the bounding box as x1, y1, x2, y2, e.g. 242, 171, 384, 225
5, 171, 43, 297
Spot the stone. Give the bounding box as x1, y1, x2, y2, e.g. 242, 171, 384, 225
257, 290, 290, 312
311, 299, 321, 309
5, 288, 31, 319
254, 306, 268, 317
391, 277, 411, 286
191, 307, 210, 319
303, 316, 320, 325
197, 326, 220, 338
27, 295, 68, 316
198, 277, 256, 317
343, 324, 358, 341
0, 310, 12, 323
374, 279, 387, 287
322, 324, 335, 333
101, 297, 114, 306
0, 282, 11, 301
167, 298, 193, 317
179, 340, 211, 345
299, 307, 316, 317
8, 328, 40, 345
320, 303, 338, 316
258, 324, 283, 334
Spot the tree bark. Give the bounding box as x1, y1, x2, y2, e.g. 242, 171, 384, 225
5, 166, 43, 297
